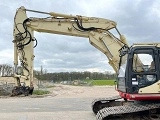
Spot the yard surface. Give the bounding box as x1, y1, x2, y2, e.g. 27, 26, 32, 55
0, 84, 118, 120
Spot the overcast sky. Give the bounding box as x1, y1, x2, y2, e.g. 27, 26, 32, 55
0, 0, 160, 73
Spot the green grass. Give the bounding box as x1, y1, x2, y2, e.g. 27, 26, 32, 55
85, 79, 116, 86
33, 90, 50, 95
46, 85, 55, 88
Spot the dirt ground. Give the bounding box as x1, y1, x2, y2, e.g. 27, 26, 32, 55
0, 84, 119, 120
46, 84, 118, 98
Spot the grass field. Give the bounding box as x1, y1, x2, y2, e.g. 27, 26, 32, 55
33, 90, 50, 95
85, 79, 116, 86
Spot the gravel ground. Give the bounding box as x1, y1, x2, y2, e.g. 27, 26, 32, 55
46, 84, 118, 98
0, 84, 119, 120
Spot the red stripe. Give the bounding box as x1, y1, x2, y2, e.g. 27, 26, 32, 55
118, 91, 160, 100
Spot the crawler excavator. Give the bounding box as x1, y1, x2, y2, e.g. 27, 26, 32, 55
12, 6, 160, 119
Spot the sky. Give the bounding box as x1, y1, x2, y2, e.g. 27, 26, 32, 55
0, 0, 160, 73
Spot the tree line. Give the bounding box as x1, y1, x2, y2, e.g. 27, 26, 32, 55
34, 70, 117, 82
0, 64, 117, 81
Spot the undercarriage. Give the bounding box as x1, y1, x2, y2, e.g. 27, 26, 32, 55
92, 96, 160, 120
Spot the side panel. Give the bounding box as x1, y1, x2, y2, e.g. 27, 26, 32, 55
138, 80, 160, 93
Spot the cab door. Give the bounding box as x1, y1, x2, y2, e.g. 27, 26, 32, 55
129, 48, 158, 94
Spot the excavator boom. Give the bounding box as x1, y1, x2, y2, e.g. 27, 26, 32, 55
13, 6, 129, 88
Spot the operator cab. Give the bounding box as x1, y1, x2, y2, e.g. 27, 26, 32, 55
117, 44, 160, 100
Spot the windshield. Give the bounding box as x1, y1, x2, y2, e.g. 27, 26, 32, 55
118, 54, 128, 77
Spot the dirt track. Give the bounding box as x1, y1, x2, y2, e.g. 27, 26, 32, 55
46, 84, 118, 98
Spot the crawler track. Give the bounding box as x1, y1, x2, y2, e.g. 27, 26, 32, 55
96, 103, 160, 120
92, 95, 122, 114
92, 96, 160, 120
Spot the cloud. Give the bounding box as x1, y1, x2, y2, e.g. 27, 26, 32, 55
110, 0, 160, 43
0, 49, 13, 64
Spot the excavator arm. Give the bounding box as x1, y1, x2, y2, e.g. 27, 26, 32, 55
13, 6, 129, 89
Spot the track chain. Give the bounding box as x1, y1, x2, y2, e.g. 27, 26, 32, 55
96, 103, 160, 120
91, 95, 121, 107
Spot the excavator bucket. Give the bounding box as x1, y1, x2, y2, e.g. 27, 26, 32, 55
11, 86, 34, 96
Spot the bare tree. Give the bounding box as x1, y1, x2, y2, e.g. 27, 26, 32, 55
0, 64, 14, 76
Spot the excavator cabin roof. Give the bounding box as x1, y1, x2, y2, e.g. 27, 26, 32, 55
132, 43, 160, 48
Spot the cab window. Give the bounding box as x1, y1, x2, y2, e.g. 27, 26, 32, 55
132, 51, 155, 72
